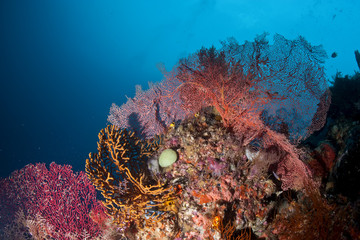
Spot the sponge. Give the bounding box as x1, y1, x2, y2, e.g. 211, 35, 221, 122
158, 149, 177, 168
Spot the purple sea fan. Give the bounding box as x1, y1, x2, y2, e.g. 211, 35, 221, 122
108, 81, 187, 139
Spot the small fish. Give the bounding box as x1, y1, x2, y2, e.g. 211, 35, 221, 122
331, 52, 338, 58
169, 122, 175, 128
272, 171, 281, 181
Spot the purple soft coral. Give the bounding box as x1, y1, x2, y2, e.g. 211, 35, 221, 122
208, 157, 227, 176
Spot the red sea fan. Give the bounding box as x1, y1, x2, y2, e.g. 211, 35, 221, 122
164, 34, 330, 190
108, 34, 330, 190
109, 34, 330, 142
0, 162, 104, 239
170, 33, 330, 142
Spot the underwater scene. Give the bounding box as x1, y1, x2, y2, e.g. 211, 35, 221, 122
1, 1, 360, 240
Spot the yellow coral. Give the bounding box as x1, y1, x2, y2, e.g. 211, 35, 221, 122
86, 125, 174, 228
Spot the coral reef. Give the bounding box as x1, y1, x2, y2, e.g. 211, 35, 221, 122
5, 34, 360, 239
108, 107, 278, 239
97, 103, 359, 239
157, 107, 277, 238
109, 34, 331, 191
101, 35, 355, 239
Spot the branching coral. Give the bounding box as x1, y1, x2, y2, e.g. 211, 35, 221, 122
86, 125, 175, 229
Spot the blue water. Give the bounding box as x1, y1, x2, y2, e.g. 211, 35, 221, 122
1, 0, 359, 178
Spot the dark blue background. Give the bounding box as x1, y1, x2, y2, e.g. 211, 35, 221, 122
1, 0, 359, 178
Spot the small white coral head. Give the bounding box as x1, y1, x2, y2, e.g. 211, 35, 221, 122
159, 149, 178, 168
